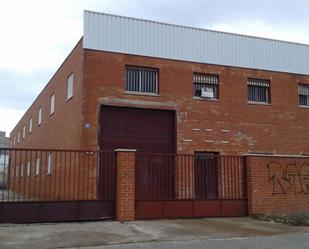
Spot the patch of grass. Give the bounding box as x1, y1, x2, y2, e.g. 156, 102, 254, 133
251, 213, 266, 220
285, 213, 309, 226
252, 212, 309, 226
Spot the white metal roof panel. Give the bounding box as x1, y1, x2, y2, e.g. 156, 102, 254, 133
83, 10, 309, 75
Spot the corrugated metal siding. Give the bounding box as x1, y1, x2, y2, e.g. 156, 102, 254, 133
83, 10, 309, 75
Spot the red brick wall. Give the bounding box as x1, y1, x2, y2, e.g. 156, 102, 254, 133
82, 49, 309, 155
247, 156, 309, 215
10, 39, 84, 150
10, 45, 309, 156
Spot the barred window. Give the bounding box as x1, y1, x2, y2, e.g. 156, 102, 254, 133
299, 84, 309, 106
247, 79, 270, 103
125, 66, 158, 94
193, 73, 219, 99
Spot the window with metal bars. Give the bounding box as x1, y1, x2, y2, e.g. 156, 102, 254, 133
247, 79, 270, 103
299, 84, 309, 106
193, 73, 219, 99
125, 66, 159, 94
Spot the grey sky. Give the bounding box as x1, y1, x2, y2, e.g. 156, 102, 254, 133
0, 0, 309, 135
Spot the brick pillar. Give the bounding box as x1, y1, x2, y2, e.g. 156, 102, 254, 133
115, 149, 136, 221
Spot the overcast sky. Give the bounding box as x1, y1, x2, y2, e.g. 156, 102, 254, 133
1, 0, 309, 136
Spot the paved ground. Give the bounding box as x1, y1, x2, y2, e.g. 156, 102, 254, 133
0, 217, 308, 249
78, 234, 309, 249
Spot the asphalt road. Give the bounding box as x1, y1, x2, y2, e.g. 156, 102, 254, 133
79, 233, 309, 249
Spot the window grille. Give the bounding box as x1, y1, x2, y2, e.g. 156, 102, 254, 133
193, 73, 219, 99
125, 66, 158, 94
247, 79, 270, 103
299, 84, 309, 106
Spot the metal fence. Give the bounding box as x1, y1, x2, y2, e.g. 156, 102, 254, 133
0, 148, 115, 202
1, 149, 246, 203
136, 153, 247, 201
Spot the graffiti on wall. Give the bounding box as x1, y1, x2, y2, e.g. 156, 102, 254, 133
267, 162, 309, 195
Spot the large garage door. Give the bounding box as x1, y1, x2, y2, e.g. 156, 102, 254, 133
100, 106, 175, 153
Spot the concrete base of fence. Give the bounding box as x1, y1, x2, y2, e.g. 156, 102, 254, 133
115, 149, 136, 221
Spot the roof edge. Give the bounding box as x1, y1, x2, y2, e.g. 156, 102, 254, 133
84, 10, 309, 48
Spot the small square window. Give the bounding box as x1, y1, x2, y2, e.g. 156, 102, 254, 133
247, 79, 270, 103
125, 66, 158, 94
193, 73, 219, 99
67, 73, 74, 100
298, 84, 309, 107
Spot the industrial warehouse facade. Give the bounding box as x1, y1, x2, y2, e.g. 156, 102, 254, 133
1, 11, 309, 223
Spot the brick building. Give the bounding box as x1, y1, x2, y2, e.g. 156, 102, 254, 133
7, 11, 309, 221
11, 11, 309, 156
0, 131, 9, 149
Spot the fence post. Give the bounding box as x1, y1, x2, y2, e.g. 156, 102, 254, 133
243, 156, 249, 215
114, 149, 136, 221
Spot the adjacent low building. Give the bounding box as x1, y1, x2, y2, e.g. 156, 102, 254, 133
0, 131, 10, 188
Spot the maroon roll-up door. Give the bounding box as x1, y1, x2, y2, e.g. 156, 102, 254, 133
100, 106, 175, 153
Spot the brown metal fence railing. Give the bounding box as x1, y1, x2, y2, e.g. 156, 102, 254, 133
0, 148, 115, 202
136, 153, 247, 201
1, 149, 246, 203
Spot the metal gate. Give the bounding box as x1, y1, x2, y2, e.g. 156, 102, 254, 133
135, 153, 247, 219
0, 148, 115, 223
